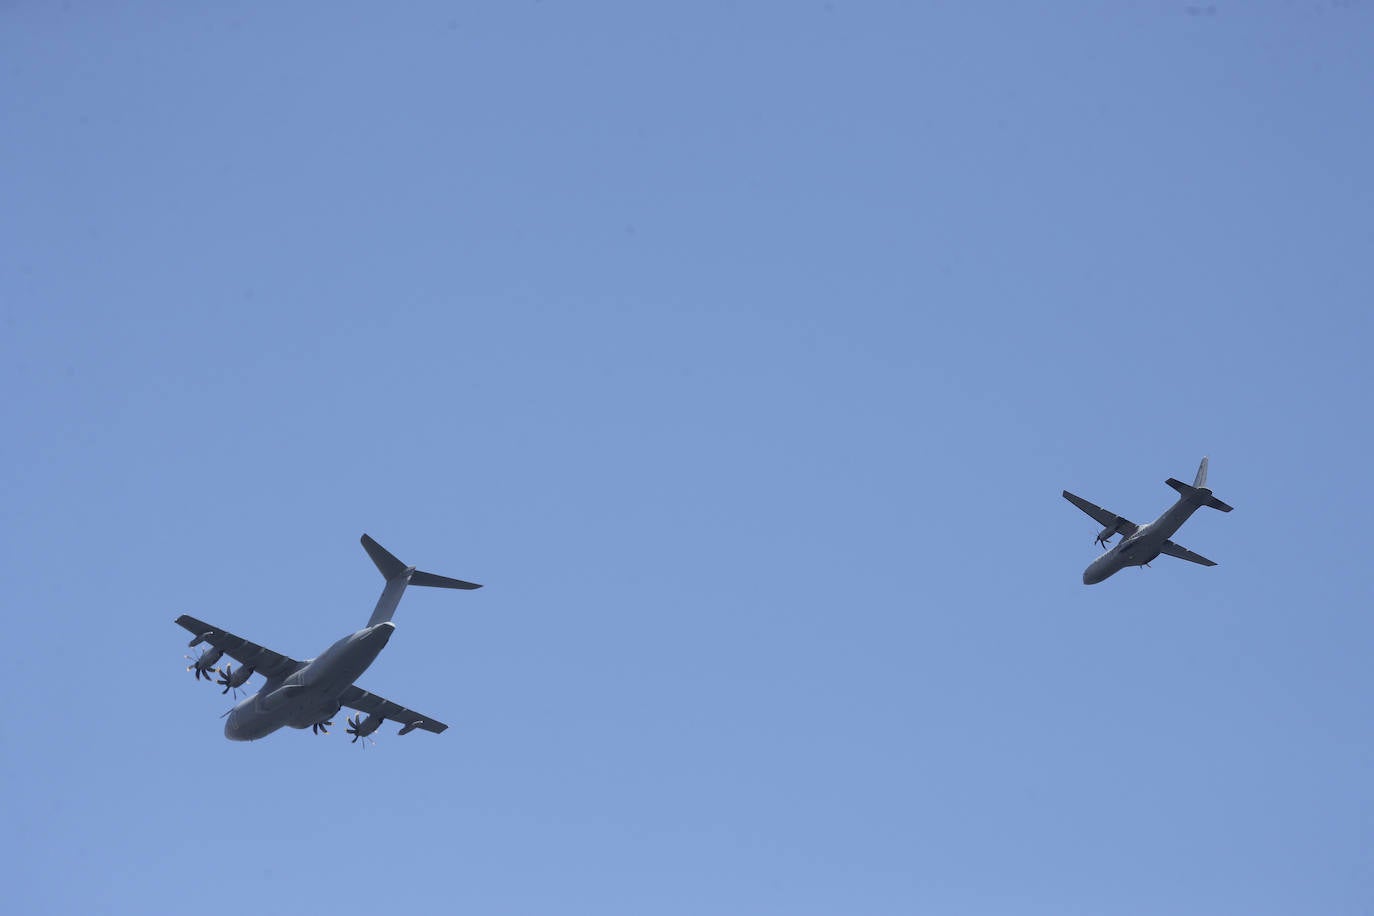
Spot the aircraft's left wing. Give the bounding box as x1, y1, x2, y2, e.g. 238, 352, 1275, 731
339, 685, 449, 734
1062, 491, 1138, 537
174, 614, 302, 679
1158, 539, 1217, 567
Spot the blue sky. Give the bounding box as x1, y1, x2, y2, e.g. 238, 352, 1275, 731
3, 2, 1371, 913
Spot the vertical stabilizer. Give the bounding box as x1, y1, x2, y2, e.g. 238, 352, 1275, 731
1193, 456, 1209, 488
361, 534, 481, 627
363, 535, 408, 580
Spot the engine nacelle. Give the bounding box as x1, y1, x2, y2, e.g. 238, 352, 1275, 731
222, 665, 254, 688
1096, 524, 1116, 544
346, 712, 383, 744
193, 647, 223, 671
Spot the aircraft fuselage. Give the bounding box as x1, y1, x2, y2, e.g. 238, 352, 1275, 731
1082, 497, 1201, 585
223, 622, 396, 741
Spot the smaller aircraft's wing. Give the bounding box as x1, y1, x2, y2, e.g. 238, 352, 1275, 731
1158, 539, 1217, 567
174, 614, 302, 679
339, 685, 448, 734
1062, 491, 1139, 537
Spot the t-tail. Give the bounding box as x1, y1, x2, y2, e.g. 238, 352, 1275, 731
362, 534, 482, 627
1164, 456, 1234, 512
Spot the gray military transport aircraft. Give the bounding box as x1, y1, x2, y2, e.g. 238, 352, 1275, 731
1063, 457, 1233, 585
175, 534, 480, 743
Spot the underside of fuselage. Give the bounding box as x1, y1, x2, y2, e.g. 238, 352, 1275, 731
224, 692, 344, 741
1081, 521, 1178, 584
223, 622, 395, 741
1082, 542, 1159, 584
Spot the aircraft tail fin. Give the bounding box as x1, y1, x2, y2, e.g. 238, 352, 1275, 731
362, 534, 408, 581
1165, 457, 1233, 512
362, 534, 481, 627
1193, 456, 1209, 488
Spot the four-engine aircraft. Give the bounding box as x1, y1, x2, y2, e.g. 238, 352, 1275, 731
175, 534, 480, 743
1063, 457, 1233, 585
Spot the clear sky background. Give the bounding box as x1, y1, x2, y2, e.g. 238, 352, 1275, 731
3, 2, 1371, 914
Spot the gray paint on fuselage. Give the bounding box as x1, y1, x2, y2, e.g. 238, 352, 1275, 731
1082, 494, 1204, 584
223, 622, 395, 741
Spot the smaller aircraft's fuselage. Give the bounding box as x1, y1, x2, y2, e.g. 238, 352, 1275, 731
223, 622, 396, 741
1082, 497, 1202, 585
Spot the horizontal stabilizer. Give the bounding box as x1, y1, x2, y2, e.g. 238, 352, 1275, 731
410, 570, 482, 590
1165, 478, 1233, 512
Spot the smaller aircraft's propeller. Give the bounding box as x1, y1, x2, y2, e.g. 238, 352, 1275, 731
312, 719, 333, 735
346, 714, 378, 749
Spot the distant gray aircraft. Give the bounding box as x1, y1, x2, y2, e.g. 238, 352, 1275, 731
1063, 457, 1232, 585
175, 534, 480, 742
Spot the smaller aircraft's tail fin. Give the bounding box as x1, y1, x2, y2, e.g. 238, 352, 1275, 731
361, 534, 482, 627
1193, 456, 1209, 488
1165, 457, 1233, 512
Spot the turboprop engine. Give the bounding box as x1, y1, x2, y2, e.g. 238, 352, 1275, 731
216, 664, 255, 696
185, 647, 224, 681
346, 713, 383, 746
1095, 520, 1119, 549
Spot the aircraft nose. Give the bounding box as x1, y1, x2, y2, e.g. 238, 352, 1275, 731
222, 701, 256, 741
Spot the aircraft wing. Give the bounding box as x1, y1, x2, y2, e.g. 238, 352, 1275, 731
174, 614, 302, 679
339, 685, 449, 734
1062, 491, 1138, 537
1158, 539, 1217, 567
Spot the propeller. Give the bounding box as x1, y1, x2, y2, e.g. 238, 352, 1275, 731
184, 647, 223, 681
346, 713, 383, 748
312, 718, 333, 735
216, 664, 254, 698
346, 714, 379, 748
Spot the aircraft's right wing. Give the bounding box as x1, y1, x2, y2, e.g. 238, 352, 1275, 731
339, 685, 449, 735
174, 614, 302, 680
1158, 539, 1217, 567
1062, 491, 1138, 537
